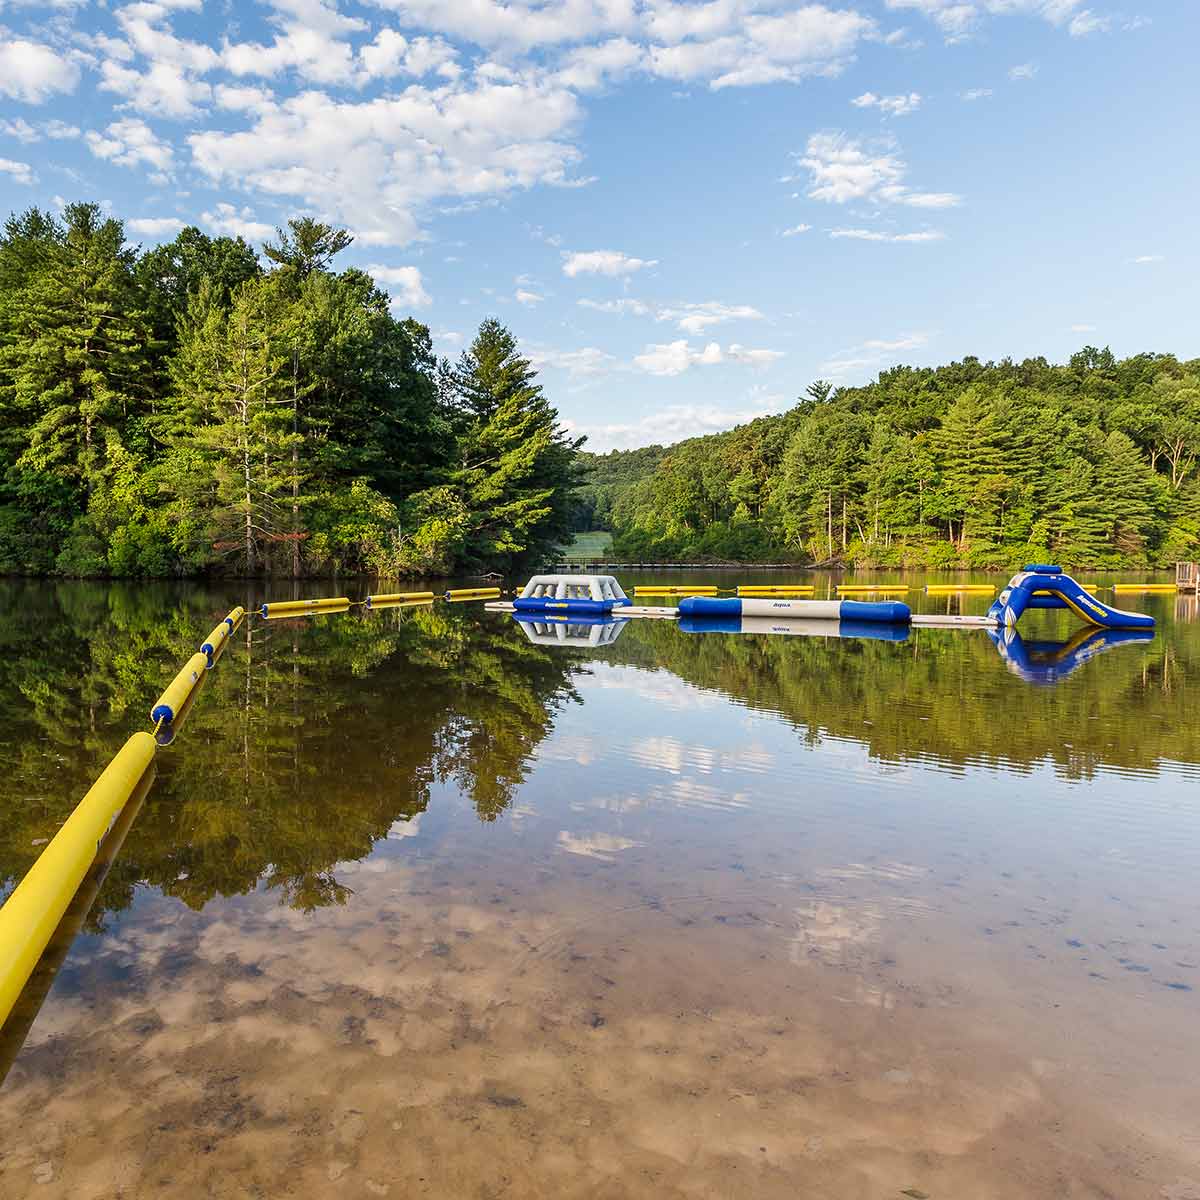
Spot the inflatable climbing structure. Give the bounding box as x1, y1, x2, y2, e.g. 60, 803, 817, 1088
987, 565, 1156, 631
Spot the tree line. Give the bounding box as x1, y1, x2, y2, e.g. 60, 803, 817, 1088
0, 203, 580, 578
581, 351, 1200, 568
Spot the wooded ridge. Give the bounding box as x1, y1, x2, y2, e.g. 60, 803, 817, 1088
574, 352, 1200, 569
2, 202, 1196, 577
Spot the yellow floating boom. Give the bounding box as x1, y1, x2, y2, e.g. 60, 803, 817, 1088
737, 585, 815, 596
260, 596, 351, 617
367, 597, 434, 611
368, 591, 435, 605
150, 652, 207, 724
924, 584, 996, 595
0, 732, 156, 1028
1111, 583, 1177, 593
224, 606, 245, 628
199, 620, 229, 661
445, 587, 502, 601
633, 586, 719, 596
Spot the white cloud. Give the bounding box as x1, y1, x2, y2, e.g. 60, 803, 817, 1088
577, 297, 652, 316
797, 132, 962, 208
554, 37, 645, 90
885, 0, 979, 39
99, 45, 214, 118
900, 191, 960, 208
1070, 323, 1096, 332
370, 0, 637, 53
646, 7, 875, 91
214, 84, 277, 112
961, 87, 993, 100
85, 119, 175, 174
128, 216, 187, 237
830, 227, 945, 242
657, 301, 764, 334
45, 120, 81, 140
728, 344, 785, 367
782, 223, 812, 236
0, 39, 81, 104
1068, 10, 1110, 35
365, 264, 432, 308
563, 249, 658, 277
861, 333, 929, 351
1, 117, 79, 143
1009, 62, 1037, 81
358, 30, 460, 82
634, 339, 724, 376
528, 345, 617, 377
0, 158, 36, 186
1130, 254, 1163, 264
851, 90, 922, 116
515, 288, 544, 305
567, 400, 790, 451
631, 338, 781, 375
0, 118, 40, 143
202, 202, 276, 243
821, 330, 930, 376
886, 0, 1098, 40
191, 82, 589, 246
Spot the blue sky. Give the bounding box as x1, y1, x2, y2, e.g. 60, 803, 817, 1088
0, 1, 1195, 450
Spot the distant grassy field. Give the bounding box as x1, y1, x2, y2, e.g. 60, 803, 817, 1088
560, 531, 614, 561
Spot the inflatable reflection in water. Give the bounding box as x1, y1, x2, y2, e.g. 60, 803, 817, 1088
512, 613, 629, 647
989, 625, 1155, 684
679, 615, 910, 642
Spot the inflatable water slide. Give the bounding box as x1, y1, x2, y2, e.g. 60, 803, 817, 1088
986, 565, 1155, 630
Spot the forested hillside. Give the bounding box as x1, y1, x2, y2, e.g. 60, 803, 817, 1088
0, 204, 579, 578
596, 354, 1200, 568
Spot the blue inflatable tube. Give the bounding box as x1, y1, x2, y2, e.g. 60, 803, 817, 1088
678, 597, 740, 617
513, 597, 616, 615
839, 599, 912, 623
677, 596, 911, 623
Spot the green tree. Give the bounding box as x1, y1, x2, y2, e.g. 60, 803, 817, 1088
440, 318, 582, 566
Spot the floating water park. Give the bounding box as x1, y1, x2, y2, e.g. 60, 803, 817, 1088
0, 564, 1167, 1047
487, 566, 1160, 633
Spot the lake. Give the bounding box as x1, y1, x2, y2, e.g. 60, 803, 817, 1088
0, 574, 1197, 1198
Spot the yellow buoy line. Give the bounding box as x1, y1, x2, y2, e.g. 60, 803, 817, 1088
0, 585, 508, 1030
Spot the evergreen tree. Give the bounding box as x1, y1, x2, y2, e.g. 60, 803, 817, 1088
444, 319, 582, 565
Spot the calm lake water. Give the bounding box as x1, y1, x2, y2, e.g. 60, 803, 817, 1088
0, 574, 1197, 1198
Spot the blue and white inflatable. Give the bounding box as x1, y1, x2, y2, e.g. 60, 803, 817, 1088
986, 565, 1155, 630
677, 595, 911, 623
513, 574, 633, 616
